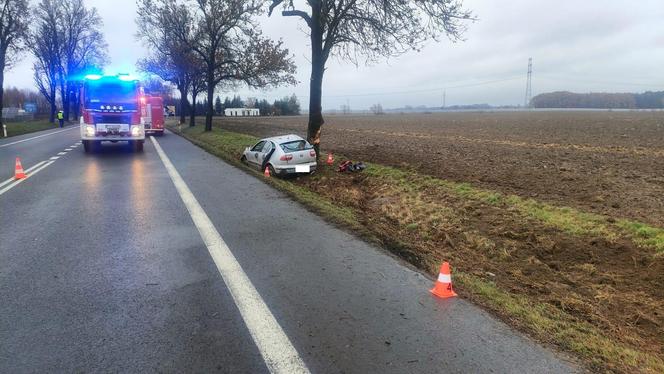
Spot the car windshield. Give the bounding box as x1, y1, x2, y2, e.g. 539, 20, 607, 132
280, 140, 311, 153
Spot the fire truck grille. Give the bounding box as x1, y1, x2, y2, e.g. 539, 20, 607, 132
94, 114, 132, 124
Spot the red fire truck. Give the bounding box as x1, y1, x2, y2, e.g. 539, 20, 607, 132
79, 74, 145, 152
142, 95, 165, 136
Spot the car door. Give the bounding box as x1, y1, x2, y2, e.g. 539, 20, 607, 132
260, 141, 275, 171
248, 141, 265, 169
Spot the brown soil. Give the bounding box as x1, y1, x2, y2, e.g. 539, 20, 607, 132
213, 111, 664, 227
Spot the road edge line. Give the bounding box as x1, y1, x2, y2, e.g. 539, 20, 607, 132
150, 136, 309, 374
0, 126, 77, 148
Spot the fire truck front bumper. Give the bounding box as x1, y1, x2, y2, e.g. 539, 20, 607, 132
80, 123, 145, 141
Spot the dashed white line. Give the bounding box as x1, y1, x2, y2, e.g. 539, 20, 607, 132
150, 136, 309, 374
57, 152, 66, 155
65, 148, 72, 151
0, 126, 77, 148
0, 161, 47, 189
0, 160, 54, 196
50, 156, 60, 160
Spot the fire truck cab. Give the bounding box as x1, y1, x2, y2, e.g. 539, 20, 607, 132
142, 95, 165, 136
80, 74, 145, 152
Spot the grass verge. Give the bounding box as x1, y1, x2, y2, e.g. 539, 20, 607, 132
168, 122, 664, 373
3, 120, 58, 138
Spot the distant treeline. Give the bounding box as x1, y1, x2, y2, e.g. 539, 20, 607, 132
531, 91, 664, 109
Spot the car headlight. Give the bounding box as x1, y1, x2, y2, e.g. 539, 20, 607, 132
131, 126, 141, 136
85, 125, 95, 136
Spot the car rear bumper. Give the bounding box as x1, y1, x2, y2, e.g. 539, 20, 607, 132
274, 162, 317, 175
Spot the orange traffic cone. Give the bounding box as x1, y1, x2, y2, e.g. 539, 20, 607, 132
264, 166, 271, 177
430, 262, 457, 298
14, 157, 27, 180
326, 152, 334, 166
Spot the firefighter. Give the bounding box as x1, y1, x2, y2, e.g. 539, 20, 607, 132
57, 110, 64, 128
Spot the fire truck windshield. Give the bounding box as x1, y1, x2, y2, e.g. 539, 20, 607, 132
85, 80, 138, 110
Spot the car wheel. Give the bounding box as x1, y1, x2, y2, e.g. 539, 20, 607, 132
240, 155, 247, 164
268, 164, 276, 177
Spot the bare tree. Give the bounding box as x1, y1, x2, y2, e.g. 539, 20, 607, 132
57, 0, 106, 121
31, 4, 60, 123
30, 0, 106, 123
269, 0, 473, 157
0, 0, 30, 128
137, 0, 205, 126
151, 0, 296, 132
370, 103, 384, 115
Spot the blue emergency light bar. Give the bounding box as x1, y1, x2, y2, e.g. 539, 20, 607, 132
84, 74, 138, 81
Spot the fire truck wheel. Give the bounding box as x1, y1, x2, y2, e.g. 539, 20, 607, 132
135, 140, 144, 152
83, 140, 91, 153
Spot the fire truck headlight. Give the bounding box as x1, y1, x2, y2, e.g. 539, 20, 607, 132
131, 126, 141, 137
85, 125, 95, 137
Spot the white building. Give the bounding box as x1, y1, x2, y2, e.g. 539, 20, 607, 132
225, 108, 260, 117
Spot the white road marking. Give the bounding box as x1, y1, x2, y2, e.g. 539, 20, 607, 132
65, 148, 72, 151
57, 152, 66, 155
0, 126, 77, 148
0, 161, 54, 196
150, 136, 309, 374
50, 156, 60, 160
0, 161, 47, 189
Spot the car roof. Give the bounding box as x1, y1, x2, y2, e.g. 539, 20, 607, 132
261, 134, 305, 144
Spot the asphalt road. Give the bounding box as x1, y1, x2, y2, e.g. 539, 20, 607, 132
0, 128, 578, 373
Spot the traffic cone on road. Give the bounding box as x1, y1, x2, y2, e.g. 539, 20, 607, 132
430, 262, 457, 298
264, 166, 271, 177
14, 157, 26, 180
326, 152, 334, 166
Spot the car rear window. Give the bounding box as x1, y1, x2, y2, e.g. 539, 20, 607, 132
280, 140, 312, 153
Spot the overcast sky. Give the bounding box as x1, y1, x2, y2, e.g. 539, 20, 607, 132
5, 0, 664, 109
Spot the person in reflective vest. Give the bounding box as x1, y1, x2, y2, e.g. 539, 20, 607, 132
57, 110, 64, 128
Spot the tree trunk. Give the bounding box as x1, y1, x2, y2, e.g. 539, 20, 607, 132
189, 91, 197, 127
72, 85, 80, 120
178, 85, 188, 125
307, 5, 325, 160
63, 80, 72, 121
205, 68, 214, 132
49, 98, 56, 123
0, 68, 4, 133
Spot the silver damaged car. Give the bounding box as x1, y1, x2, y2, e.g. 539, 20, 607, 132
241, 134, 317, 176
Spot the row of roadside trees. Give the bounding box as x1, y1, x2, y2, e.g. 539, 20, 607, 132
136, 0, 472, 157
1, 0, 473, 156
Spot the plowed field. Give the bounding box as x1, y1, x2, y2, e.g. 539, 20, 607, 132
213, 111, 664, 226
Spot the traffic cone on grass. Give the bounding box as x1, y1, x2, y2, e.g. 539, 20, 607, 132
326, 152, 334, 166
14, 157, 26, 180
264, 166, 270, 177
430, 262, 457, 298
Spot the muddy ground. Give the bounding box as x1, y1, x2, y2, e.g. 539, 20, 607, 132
213, 111, 664, 227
